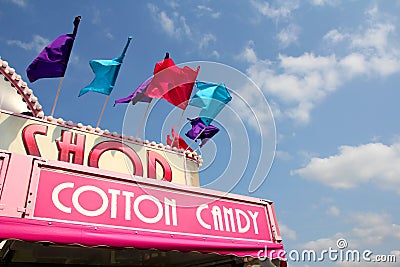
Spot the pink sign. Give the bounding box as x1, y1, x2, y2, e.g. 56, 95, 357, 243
32, 168, 272, 242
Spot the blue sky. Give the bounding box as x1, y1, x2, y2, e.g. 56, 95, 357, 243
1, 0, 400, 266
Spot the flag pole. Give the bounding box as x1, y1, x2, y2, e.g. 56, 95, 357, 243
176, 108, 185, 130
182, 117, 206, 186
135, 101, 151, 138
96, 96, 109, 128
184, 127, 206, 152
171, 108, 185, 145
49, 16, 81, 117
50, 77, 64, 116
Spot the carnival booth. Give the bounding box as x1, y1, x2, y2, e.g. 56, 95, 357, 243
0, 54, 285, 267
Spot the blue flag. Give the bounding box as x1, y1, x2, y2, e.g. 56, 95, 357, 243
189, 81, 232, 125
79, 36, 132, 96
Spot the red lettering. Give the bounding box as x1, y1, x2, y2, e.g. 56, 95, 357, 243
22, 124, 48, 157
88, 141, 143, 177
147, 150, 172, 182
56, 131, 86, 164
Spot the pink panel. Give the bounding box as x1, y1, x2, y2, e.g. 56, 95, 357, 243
0, 156, 286, 259
0, 152, 10, 199
30, 168, 271, 242
0, 153, 34, 217
269, 203, 282, 241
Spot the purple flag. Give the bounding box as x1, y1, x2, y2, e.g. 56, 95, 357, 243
185, 117, 219, 144
26, 16, 81, 83
114, 77, 153, 106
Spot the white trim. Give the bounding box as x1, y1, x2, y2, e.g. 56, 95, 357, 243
0, 239, 7, 250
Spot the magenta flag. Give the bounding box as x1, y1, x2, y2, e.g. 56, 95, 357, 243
26, 16, 81, 83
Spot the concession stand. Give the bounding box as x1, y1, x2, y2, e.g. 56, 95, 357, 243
0, 57, 286, 266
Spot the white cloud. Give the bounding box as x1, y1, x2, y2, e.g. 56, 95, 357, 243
298, 212, 400, 258
251, 0, 299, 20
299, 233, 344, 251
279, 224, 297, 240
326, 206, 340, 217
165, 0, 179, 9
90, 9, 114, 40
199, 33, 216, 50
147, 4, 191, 39
179, 15, 191, 36
336, 261, 397, 267
324, 6, 397, 61
231, 80, 276, 132
159, 11, 176, 36
309, 0, 340, 6
91, 8, 101, 25
369, 55, 400, 76
7, 35, 50, 53
245, 52, 340, 123
391, 250, 400, 257
323, 29, 346, 43
338, 53, 368, 77
237, 41, 258, 63
105, 31, 114, 40
350, 213, 400, 244
211, 50, 220, 59
350, 23, 395, 55
277, 24, 301, 48
291, 142, 400, 193
197, 5, 221, 18
279, 53, 336, 75
147, 3, 158, 13
242, 7, 400, 124
275, 150, 292, 160
9, 0, 26, 7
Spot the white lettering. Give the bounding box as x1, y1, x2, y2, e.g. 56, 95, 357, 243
212, 206, 224, 231
51, 183, 179, 227
164, 197, 177, 226
52, 182, 74, 213
248, 210, 259, 234
133, 195, 163, 224
223, 207, 236, 232
108, 189, 120, 219
122, 191, 134, 220
196, 204, 211, 229
72, 185, 108, 217
235, 209, 250, 233
197, 204, 259, 234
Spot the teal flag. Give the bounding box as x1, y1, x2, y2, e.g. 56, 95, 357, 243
79, 36, 132, 96
189, 81, 232, 125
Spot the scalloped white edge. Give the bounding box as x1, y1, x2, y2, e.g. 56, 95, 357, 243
0, 58, 44, 116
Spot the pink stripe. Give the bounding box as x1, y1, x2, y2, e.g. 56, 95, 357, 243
0, 216, 285, 258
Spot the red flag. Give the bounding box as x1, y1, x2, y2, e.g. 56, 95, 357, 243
144, 54, 199, 109
166, 127, 193, 151
154, 55, 175, 74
